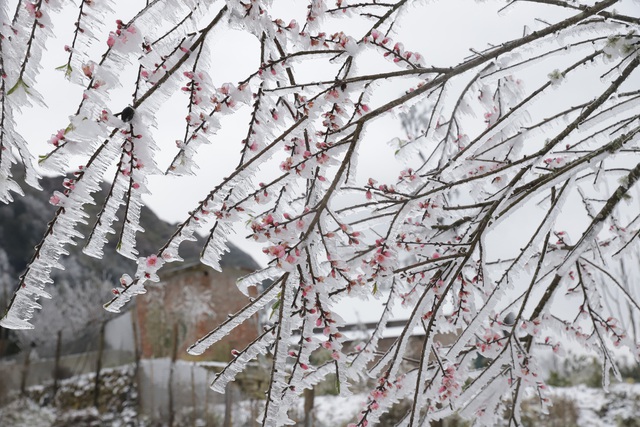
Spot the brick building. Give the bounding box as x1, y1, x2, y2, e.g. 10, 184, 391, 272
135, 257, 262, 362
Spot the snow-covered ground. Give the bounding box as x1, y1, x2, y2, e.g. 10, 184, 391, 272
2, 379, 640, 426
310, 385, 640, 426
552, 383, 640, 427
1, 363, 639, 426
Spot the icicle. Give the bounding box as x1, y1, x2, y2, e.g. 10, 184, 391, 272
0, 293, 42, 330
83, 176, 128, 259
200, 220, 234, 271
235, 266, 280, 296
347, 286, 397, 378
209, 328, 276, 393
103, 278, 148, 313
263, 278, 296, 427
188, 281, 281, 355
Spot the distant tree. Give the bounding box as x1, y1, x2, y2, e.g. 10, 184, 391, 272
1, 0, 639, 425
11, 268, 115, 353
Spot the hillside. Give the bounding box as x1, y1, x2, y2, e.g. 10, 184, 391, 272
0, 172, 259, 279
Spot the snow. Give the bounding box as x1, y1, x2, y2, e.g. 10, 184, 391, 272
331, 291, 453, 336
553, 384, 640, 427
0, 399, 56, 427
2, 376, 640, 427
2, 0, 640, 424
312, 393, 368, 425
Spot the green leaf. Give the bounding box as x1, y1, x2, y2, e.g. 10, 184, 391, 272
269, 299, 281, 319
7, 79, 29, 95
55, 63, 73, 78
372, 282, 378, 295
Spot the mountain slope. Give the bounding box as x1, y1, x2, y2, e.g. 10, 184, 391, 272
0, 172, 259, 280
0, 172, 260, 355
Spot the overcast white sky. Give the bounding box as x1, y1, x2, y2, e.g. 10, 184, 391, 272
13, 0, 640, 266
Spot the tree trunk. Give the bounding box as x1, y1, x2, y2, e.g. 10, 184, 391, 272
304, 387, 315, 427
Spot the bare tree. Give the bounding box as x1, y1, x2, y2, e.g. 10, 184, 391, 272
1, 0, 639, 425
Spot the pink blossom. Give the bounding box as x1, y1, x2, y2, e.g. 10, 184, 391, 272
81, 63, 94, 78
48, 129, 65, 147
25, 2, 37, 15
146, 254, 159, 268
266, 244, 286, 258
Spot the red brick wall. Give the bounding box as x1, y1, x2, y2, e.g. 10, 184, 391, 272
136, 264, 260, 362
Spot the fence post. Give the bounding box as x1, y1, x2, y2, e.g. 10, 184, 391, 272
223, 383, 234, 427
52, 330, 62, 397
0, 286, 8, 356
130, 307, 142, 423
168, 322, 178, 427
20, 342, 35, 396
93, 321, 105, 408
191, 362, 197, 426
205, 372, 210, 427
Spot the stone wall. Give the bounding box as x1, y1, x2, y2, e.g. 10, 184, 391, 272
0, 349, 135, 403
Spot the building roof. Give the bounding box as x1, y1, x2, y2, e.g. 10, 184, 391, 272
329, 291, 456, 341
159, 241, 261, 277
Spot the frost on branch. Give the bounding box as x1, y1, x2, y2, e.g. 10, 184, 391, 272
2, 0, 640, 425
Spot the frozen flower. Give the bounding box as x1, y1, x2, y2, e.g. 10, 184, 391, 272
146, 254, 159, 268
